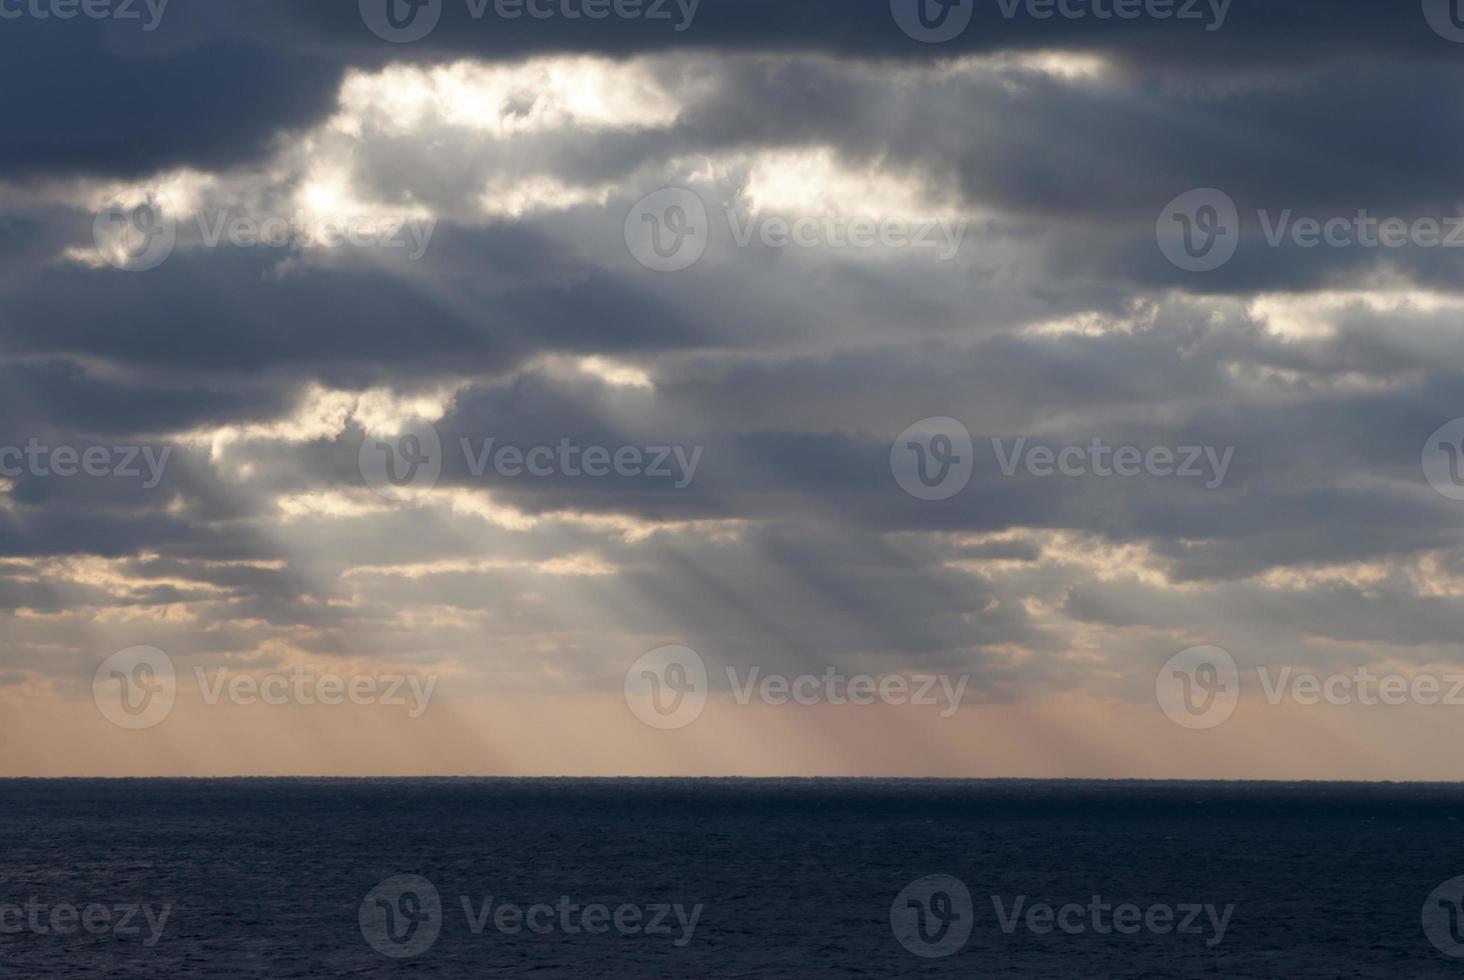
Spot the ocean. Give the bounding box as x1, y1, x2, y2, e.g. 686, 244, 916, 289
1, 778, 1461, 978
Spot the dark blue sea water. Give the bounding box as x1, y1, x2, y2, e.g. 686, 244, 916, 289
2, 779, 1463, 978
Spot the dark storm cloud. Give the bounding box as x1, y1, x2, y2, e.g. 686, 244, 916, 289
0, 4, 343, 178
7, 288, 1459, 576
0, 359, 289, 438
266, 0, 1449, 68
0, 507, 196, 559
10, 38, 1464, 385
8, 0, 1455, 185
313, 52, 1464, 301
665, 58, 1464, 297
0, 219, 734, 388
378, 322, 1460, 584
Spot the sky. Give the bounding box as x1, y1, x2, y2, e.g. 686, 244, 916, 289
3, 0, 1464, 778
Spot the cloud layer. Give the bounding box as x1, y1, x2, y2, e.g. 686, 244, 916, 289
3, 0, 1463, 775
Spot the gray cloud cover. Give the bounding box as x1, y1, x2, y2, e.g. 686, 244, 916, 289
2, 0, 1462, 766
